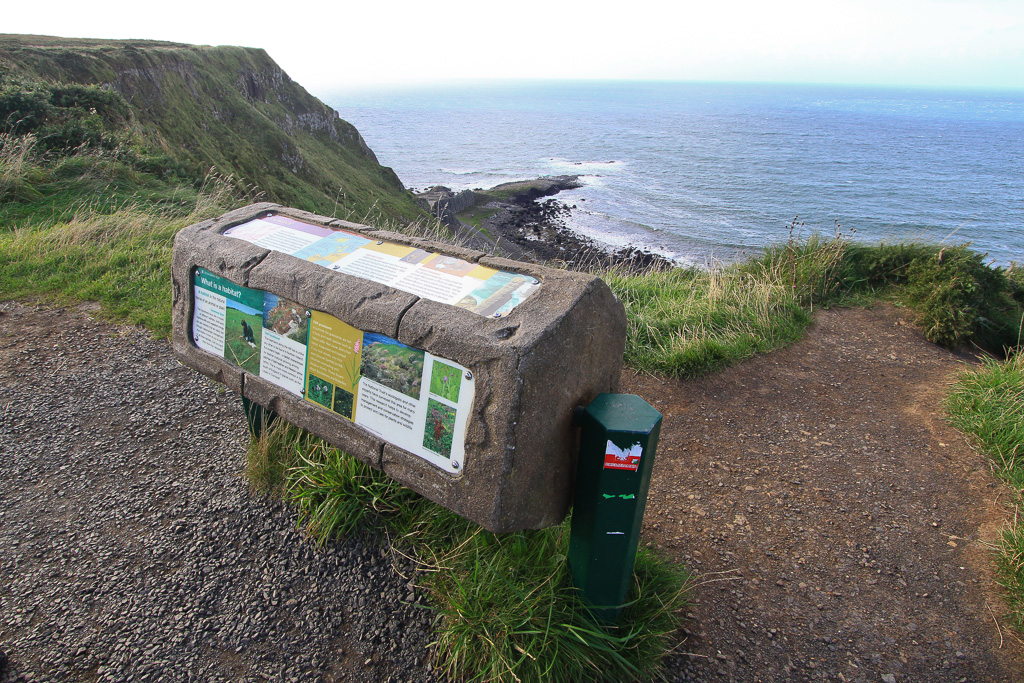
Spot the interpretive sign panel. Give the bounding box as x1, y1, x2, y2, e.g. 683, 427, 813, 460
224, 214, 539, 317
191, 267, 473, 473
172, 203, 627, 532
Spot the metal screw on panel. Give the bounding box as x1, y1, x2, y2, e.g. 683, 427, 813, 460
305, 310, 311, 318
376, 240, 384, 245
493, 312, 502, 318
332, 265, 341, 270
464, 371, 473, 381
532, 279, 540, 285
452, 461, 461, 470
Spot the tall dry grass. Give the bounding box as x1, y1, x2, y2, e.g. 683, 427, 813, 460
0, 131, 39, 201
603, 262, 812, 378
0, 169, 248, 334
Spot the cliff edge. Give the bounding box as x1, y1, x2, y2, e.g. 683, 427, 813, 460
0, 34, 427, 222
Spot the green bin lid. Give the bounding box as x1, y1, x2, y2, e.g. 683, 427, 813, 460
584, 393, 661, 434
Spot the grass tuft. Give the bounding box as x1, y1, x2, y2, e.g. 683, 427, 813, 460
604, 264, 811, 378
286, 440, 422, 545
741, 226, 849, 309
604, 229, 1022, 379
996, 511, 1024, 632
946, 355, 1024, 630
0, 163, 250, 335
603, 227, 854, 380
245, 420, 305, 498
244, 422, 693, 681
427, 524, 691, 683
0, 131, 41, 201
946, 355, 1024, 488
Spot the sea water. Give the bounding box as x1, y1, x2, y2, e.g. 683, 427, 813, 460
326, 81, 1023, 266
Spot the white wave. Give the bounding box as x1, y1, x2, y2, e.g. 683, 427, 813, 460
562, 209, 694, 265
561, 175, 608, 190
544, 158, 627, 174
422, 170, 531, 193
438, 168, 479, 176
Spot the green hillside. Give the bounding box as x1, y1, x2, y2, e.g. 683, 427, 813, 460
0, 34, 427, 221
0, 34, 433, 334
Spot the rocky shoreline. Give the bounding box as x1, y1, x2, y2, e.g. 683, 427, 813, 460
416, 176, 674, 272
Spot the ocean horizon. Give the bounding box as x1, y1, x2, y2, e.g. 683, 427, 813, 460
327, 81, 1023, 266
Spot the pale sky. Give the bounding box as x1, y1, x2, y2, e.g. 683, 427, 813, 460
4, 0, 1023, 93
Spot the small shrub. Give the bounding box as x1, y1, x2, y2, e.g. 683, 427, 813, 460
0, 79, 51, 133
841, 241, 942, 289
903, 245, 1021, 350
47, 82, 130, 126
0, 75, 133, 155
1007, 263, 1024, 305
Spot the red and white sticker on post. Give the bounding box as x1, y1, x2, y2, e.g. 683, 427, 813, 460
603, 440, 643, 472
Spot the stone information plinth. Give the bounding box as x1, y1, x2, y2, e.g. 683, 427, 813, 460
172, 203, 627, 532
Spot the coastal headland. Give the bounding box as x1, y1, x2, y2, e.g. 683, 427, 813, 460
416, 176, 673, 271
4, 34, 1023, 683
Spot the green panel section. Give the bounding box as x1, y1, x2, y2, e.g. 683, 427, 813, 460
569, 394, 662, 623
194, 267, 264, 311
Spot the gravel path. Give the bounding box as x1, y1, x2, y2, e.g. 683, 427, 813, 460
0, 302, 437, 682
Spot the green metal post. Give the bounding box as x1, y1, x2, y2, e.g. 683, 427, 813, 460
569, 393, 662, 623
241, 396, 277, 440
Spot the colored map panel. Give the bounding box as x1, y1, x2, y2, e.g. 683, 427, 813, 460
224, 215, 540, 315
455, 270, 538, 316
293, 231, 372, 266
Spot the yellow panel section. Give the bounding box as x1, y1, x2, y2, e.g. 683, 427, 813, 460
466, 265, 498, 281
362, 241, 415, 258
306, 311, 363, 396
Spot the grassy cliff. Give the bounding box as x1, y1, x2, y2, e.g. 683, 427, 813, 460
0, 34, 427, 221
0, 34, 433, 333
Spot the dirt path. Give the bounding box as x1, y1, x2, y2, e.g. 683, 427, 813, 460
625, 304, 1024, 681
2, 301, 1022, 681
